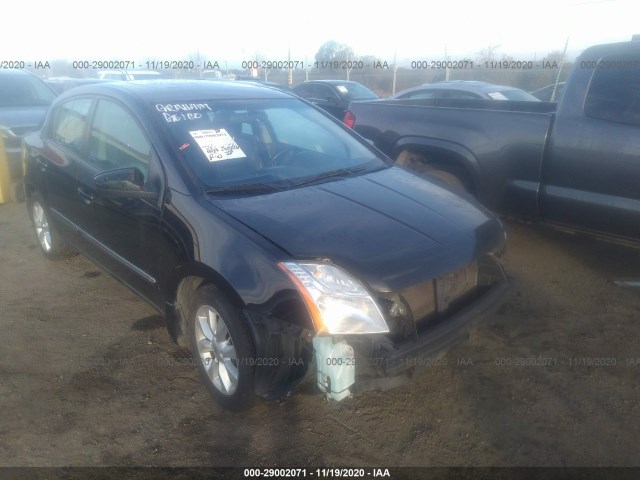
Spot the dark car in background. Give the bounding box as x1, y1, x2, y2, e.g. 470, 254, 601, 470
23, 80, 508, 411
0, 70, 57, 201
291, 80, 379, 118
390, 80, 541, 101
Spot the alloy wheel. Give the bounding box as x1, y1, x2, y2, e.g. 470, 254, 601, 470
194, 305, 239, 395
32, 201, 52, 253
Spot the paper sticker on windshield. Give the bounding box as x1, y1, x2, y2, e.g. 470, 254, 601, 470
336, 85, 348, 94
487, 92, 509, 100
189, 129, 246, 162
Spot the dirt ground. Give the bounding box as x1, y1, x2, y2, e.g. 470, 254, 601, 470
1, 199, 639, 468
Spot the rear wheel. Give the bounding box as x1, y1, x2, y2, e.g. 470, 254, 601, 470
29, 192, 76, 260
187, 284, 256, 411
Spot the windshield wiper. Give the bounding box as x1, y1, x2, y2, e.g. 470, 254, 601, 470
204, 183, 287, 195
289, 166, 368, 188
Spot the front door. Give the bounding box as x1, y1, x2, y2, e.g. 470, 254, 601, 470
73, 98, 165, 308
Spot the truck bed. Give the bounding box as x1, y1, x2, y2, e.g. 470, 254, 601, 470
349, 98, 555, 217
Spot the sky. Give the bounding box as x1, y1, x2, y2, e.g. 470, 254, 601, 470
2, 0, 637, 66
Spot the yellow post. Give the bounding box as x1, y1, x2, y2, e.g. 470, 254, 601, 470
0, 133, 12, 204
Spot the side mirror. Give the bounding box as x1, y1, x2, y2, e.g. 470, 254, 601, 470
93, 167, 157, 200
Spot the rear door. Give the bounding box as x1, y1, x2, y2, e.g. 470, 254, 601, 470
541, 54, 640, 240
36, 97, 94, 244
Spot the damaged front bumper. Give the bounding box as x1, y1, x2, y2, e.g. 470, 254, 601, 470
311, 254, 510, 401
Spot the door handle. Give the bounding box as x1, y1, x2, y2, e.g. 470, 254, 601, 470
77, 187, 94, 205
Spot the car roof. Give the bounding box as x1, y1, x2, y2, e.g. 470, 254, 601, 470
392, 80, 529, 98
294, 80, 363, 87
0, 69, 39, 78
57, 80, 294, 103
425, 81, 524, 92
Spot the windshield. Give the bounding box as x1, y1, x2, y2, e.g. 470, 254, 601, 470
340, 83, 379, 100
130, 72, 163, 80
0, 75, 56, 107
494, 89, 541, 101
157, 98, 388, 193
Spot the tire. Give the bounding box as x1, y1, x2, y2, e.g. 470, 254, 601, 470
187, 283, 256, 411
28, 192, 76, 260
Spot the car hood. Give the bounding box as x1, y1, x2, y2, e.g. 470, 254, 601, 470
0, 106, 49, 133
210, 167, 504, 292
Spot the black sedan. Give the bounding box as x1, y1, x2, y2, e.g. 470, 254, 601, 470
24, 81, 508, 410
390, 81, 541, 102
291, 80, 379, 119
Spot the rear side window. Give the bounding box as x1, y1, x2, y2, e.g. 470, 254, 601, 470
584, 55, 640, 126
51, 98, 93, 154
314, 84, 340, 102
292, 84, 313, 97
88, 100, 151, 179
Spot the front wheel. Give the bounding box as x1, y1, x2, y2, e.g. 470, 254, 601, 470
187, 284, 256, 411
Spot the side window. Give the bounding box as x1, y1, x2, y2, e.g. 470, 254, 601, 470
51, 98, 92, 154
403, 91, 440, 99
88, 100, 151, 179
293, 84, 313, 98
308, 84, 326, 100
102, 73, 126, 80
315, 85, 339, 103
584, 56, 640, 126
445, 90, 483, 100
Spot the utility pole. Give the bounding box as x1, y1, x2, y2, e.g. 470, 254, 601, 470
392, 49, 397, 95
305, 56, 309, 82
288, 46, 293, 87
445, 46, 450, 81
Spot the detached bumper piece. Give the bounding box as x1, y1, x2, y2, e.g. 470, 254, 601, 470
313, 336, 356, 401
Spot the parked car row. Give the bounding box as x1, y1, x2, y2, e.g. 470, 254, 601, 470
290, 79, 552, 119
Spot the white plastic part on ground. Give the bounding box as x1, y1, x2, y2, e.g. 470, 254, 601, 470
312, 336, 356, 401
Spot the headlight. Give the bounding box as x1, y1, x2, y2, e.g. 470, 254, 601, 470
279, 261, 389, 335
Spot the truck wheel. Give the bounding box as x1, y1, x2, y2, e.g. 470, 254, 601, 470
187, 283, 256, 411
28, 192, 76, 260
